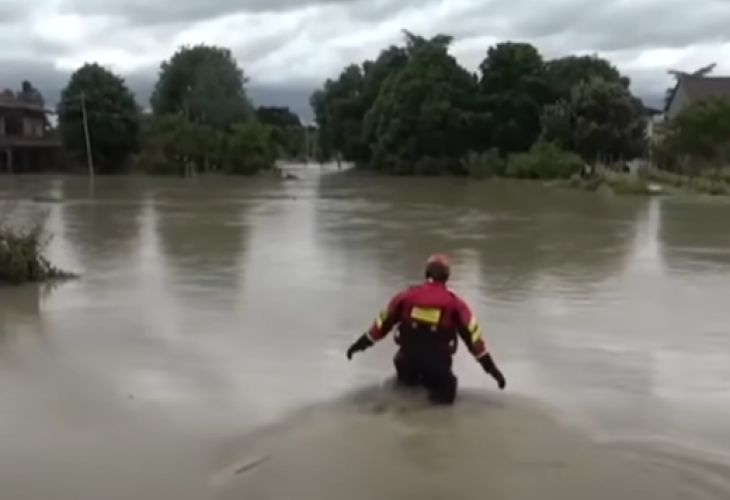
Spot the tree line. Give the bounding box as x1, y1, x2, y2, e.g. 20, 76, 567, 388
56, 45, 315, 176
53, 33, 730, 179
310, 31, 730, 179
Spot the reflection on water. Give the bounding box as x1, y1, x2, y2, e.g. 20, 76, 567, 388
660, 198, 730, 273
2, 172, 730, 498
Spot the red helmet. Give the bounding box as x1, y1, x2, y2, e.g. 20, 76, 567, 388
425, 253, 450, 282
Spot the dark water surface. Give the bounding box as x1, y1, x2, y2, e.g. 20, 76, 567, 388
2, 169, 730, 499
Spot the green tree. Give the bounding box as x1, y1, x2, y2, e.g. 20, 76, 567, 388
150, 44, 252, 129
135, 113, 206, 176
663, 96, 730, 172
256, 106, 305, 159
139, 44, 274, 176
309, 33, 646, 178
478, 42, 552, 154
312, 65, 368, 164
222, 122, 276, 174
310, 42, 410, 165
57, 63, 140, 174
541, 78, 647, 163
136, 113, 275, 176
546, 55, 627, 102
255, 106, 301, 128
362, 32, 480, 174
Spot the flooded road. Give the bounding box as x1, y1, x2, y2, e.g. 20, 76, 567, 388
2, 169, 730, 499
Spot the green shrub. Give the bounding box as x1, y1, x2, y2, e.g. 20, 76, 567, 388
506, 142, 584, 180
0, 204, 76, 286
598, 170, 652, 195
462, 149, 506, 179
646, 169, 730, 195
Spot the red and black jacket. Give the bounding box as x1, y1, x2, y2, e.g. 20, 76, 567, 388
364, 280, 490, 360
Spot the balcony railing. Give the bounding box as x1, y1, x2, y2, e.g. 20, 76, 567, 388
0, 134, 62, 147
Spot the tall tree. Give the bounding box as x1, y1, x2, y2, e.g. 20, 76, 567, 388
57, 63, 140, 174
150, 44, 252, 129
478, 42, 552, 154
542, 77, 647, 162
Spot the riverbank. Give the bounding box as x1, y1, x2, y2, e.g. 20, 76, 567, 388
215, 386, 730, 500
564, 169, 730, 197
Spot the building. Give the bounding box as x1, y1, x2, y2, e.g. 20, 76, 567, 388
0, 87, 62, 174
643, 106, 664, 138
664, 74, 730, 120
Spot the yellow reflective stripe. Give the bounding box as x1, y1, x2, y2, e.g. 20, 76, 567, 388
467, 317, 478, 331
374, 310, 387, 329
410, 307, 441, 324
468, 317, 482, 343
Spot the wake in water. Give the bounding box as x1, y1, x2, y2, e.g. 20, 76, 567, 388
213, 382, 730, 500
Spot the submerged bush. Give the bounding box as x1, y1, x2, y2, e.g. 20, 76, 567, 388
462, 149, 506, 179
506, 142, 585, 180
0, 203, 76, 286
646, 169, 730, 196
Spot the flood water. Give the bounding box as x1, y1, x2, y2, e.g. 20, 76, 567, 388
2, 168, 730, 499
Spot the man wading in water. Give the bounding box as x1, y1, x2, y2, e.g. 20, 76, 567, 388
347, 253, 506, 405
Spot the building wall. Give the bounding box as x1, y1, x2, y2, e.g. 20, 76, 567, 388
0, 111, 46, 137
646, 113, 667, 143
22, 117, 44, 137
666, 83, 690, 120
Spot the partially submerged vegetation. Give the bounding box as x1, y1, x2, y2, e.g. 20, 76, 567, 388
308, 31, 730, 196
565, 168, 730, 197
0, 203, 76, 286
6, 31, 728, 201
55, 45, 315, 177
310, 31, 646, 176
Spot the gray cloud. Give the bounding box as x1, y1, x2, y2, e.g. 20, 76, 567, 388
508, 0, 730, 53
54, 0, 437, 30
452, 5, 720, 54
0, 0, 28, 23
58, 0, 348, 27
0, 0, 725, 120
0, 59, 316, 120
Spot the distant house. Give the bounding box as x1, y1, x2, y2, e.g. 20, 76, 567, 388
664, 75, 730, 120
0, 86, 63, 174
642, 106, 664, 140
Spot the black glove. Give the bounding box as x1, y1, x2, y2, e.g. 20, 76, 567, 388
491, 368, 506, 390
478, 353, 506, 390
346, 334, 373, 360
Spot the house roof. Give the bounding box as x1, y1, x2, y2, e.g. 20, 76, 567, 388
0, 90, 49, 112
665, 75, 730, 112
681, 75, 730, 101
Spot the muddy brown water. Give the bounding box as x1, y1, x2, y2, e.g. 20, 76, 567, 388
2, 168, 730, 499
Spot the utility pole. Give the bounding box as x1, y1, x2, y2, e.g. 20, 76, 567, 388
304, 126, 310, 165
80, 91, 94, 179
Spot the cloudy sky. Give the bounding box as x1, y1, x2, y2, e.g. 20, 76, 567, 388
1, 0, 729, 120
